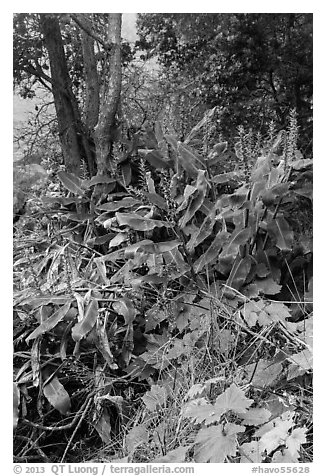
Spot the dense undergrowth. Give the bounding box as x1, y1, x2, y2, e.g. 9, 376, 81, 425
13, 110, 313, 463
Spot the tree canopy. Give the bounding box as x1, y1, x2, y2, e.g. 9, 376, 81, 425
137, 13, 313, 151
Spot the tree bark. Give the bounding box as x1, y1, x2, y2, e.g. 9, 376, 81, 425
94, 13, 122, 176
81, 18, 100, 132
39, 14, 83, 176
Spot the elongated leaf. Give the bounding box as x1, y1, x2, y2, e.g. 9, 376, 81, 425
31, 337, 41, 387
145, 192, 169, 211
193, 230, 230, 273
96, 319, 118, 369
42, 368, 71, 415
86, 233, 115, 246
42, 196, 84, 206
212, 171, 237, 184
144, 149, 170, 169
94, 408, 111, 444
218, 228, 252, 274
26, 301, 71, 343
226, 256, 252, 291
186, 206, 216, 252
267, 217, 293, 251
149, 240, 181, 254
116, 213, 171, 231
13, 383, 20, 429
179, 170, 208, 228
163, 248, 190, 277
124, 239, 153, 258
109, 232, 129, 249
177, 143, 206, 177
184, 107, 217, 144
27, 295, 72, 308
220, 228, 252, 259
57, 171, 85, 196
96, 197, 141, 212
72, 298, 99, 342
112, 298, 136, 325
164, 134, 178, 151
127, 240, 181, 256
89, 175, 116, 186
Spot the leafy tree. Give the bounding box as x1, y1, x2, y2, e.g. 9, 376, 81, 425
136, 13, 312, 151
14, 13, 131, 177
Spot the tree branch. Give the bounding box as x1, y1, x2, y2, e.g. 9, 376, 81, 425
70, 14, 110, 50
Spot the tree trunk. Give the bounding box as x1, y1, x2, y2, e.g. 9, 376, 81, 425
39, 14, 83, 176
79, 15, 100, 177
94, 14, 122, 176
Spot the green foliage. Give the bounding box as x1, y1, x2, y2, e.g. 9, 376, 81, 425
137, 14, 312, 152
13, 110, 312, 463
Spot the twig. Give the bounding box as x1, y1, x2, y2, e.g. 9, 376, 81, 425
22, 391, 94, 431
60, 396, 92, 462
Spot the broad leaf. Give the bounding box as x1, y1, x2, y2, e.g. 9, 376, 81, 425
26, 301, 71, 342
272, 449, 299, 463
153, 446, 190, 463
72, 298, 99, 342
208, 383, 253, 423
238, 407, 272, 426
240, 441, 263, 463
42, 368, 71, 415
244, 360, 282, 388
264, 302, 291, 322
194, 423, 245, 463
285, 427, 307, 457
287, 349, 313, 380
126, 425, 149, 453
267, 217, 294, 251
255, 412, 294, 454
57, 171, 85, 196
142, 385, 167, 412
255, 277, 282, 295
241, 300, 266, 327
